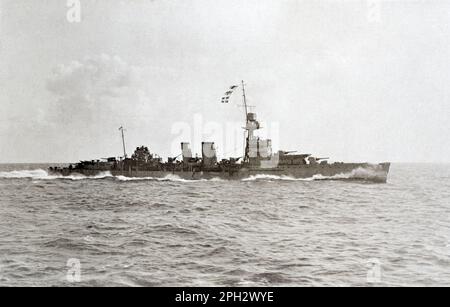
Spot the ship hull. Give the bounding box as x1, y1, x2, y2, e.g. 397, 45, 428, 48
51, 162, 391, 183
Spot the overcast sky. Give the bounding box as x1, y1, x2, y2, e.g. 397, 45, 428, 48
1, 0, 449, 163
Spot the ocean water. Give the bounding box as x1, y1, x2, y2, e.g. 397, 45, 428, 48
0, 163, 449, 287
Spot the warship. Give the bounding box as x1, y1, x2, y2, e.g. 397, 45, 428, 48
49, 81, 391, 182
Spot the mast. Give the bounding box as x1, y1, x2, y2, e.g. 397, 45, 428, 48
119, 126, 127, 159
241, 80, 249, 123
241, 80, 250, 162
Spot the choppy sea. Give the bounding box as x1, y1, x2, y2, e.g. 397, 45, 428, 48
0, 163, 449, 287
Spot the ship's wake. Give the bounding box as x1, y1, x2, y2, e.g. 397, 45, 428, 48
0, 167, 385, 183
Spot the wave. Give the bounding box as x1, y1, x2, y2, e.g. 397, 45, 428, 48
0, 167, 383, 182
115, 174, 227, 183
0, 169, 112, 181
115, 174, 212, 182
0, 169, 51, 179
242, 174, 309, 182
241, 167, 384, 182
0, 169, 224, 183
